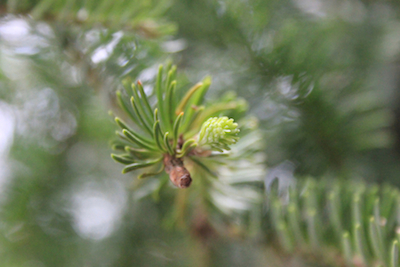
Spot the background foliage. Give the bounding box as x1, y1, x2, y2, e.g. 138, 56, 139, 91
1, 0, 400, 266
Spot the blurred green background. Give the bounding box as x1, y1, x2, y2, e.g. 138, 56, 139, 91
1, 0, 400, 266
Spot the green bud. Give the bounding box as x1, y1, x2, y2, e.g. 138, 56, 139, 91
198, 116, 239, 151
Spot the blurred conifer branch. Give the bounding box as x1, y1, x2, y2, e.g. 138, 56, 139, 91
266, 178, 400, 267
4, 0, 176, 37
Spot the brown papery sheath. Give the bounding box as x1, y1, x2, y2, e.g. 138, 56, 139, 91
164, 154, 192, 188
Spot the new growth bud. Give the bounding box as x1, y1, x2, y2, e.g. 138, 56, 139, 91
198, 116, 239, 152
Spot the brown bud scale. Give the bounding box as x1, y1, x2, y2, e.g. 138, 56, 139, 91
164, 154, 192, 188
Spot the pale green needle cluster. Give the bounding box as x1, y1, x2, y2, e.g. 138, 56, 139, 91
198, 117, 239, 152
